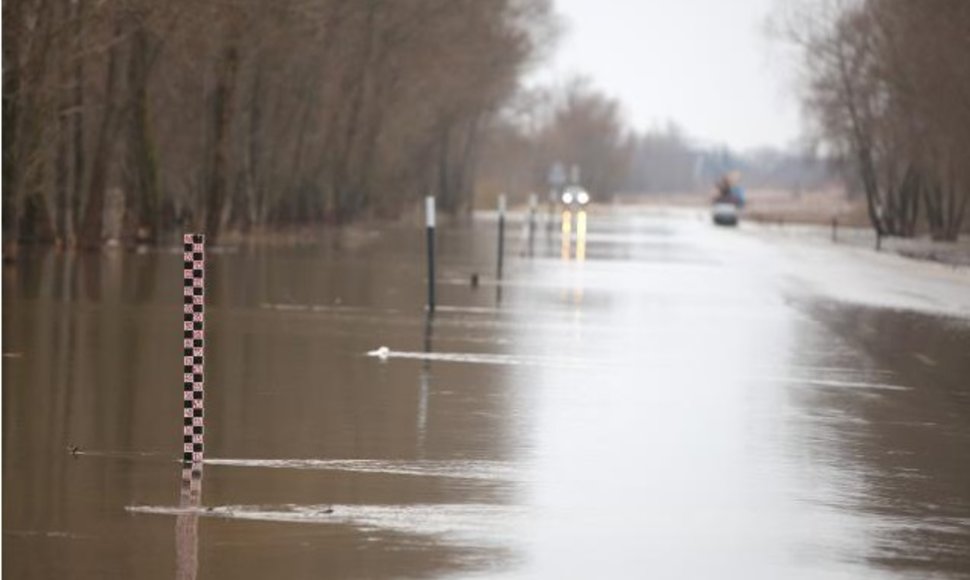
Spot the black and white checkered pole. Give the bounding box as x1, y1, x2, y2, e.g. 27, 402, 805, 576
425, 196, 436, 313
182, 234, 205, 465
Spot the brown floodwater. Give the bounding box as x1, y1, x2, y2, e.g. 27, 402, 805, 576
4, 209, 970, 579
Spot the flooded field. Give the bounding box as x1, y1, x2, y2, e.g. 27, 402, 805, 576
4, 209, 970, 579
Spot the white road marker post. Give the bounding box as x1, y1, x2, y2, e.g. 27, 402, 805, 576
425, 196, 436, 313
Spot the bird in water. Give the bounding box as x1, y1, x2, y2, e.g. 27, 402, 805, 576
470, 273, 479, 288
67, 445, 80, 456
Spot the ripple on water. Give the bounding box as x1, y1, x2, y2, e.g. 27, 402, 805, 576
127, 503, 525, 545
202, 458, 518, 481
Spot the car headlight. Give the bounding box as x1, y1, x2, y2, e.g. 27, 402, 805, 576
577, 191, 589, 205
562, 192, 573, 204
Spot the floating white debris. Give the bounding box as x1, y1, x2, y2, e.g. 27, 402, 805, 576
368, 346, 390, 360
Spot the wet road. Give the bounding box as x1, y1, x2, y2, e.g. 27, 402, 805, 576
4, 208, 970, 579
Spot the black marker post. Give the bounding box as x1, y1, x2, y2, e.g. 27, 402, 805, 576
425, 196, 436, 313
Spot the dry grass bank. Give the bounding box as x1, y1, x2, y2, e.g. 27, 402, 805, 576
616, 189, 869, 227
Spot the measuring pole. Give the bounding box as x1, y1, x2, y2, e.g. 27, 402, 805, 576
497, 194, 507, 280
425, 196, 436, 313
182, 234, 205, 465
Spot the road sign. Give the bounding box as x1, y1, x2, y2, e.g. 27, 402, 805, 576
548, 162, 567, 187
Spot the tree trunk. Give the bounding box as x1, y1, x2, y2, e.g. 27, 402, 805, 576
56, 81, 70, 246
437, 123, 453, 210
122, 18, 160, 245
925, 178, 945, 240
4, 32, 22, 254
454, 114, 482, 213
942, 162, 967, 241
244, 64, 263, 231
836, 44, 885, 236
331, 1, 376, 223
205, 31, 240, 242
70, 0, 85, 242
79, 18, 124, 249
4, 0, 55, 252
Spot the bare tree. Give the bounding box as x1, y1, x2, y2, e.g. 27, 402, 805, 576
2, 0, 557, 250
477, 78, 631, 203
778, 0, 970, 240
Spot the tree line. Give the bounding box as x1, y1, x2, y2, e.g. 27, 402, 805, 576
477, 78, 632, 205
780, 0, 970, 240
621, 124, 830, 196
477, 84, 830, 206
3, 0, 555, 250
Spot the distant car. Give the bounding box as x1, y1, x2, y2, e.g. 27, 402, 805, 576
561, 186, 590, 209
712, 202, 739, 226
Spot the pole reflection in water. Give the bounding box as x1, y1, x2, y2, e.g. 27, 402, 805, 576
527, 193, 538, 257
573, 210, 587, 305
560, 210, 572, 261
575, 210, 587, 262
175, 464, 203, 580
417, 315, 434, 456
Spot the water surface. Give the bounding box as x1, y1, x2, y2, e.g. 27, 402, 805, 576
5, 210, 970, 578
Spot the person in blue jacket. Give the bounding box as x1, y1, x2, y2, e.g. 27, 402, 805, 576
715, 172, 745, 208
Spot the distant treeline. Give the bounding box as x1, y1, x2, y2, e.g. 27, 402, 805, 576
3, 0, 555, 248
476, 84, 833, 206
778, 0, 970, 241
476, 78, 630, 205
621, 124, 832, 196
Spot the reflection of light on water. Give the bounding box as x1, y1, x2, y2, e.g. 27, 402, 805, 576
576, 210, 587, 262
176, 465, 203, 580
573, 210, 587, 304
560, 210, 572, 261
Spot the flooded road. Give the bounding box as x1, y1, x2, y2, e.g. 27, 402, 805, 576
4, 208, 970, 579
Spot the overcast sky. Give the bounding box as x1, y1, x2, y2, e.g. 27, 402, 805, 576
532, 0, 802, 151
